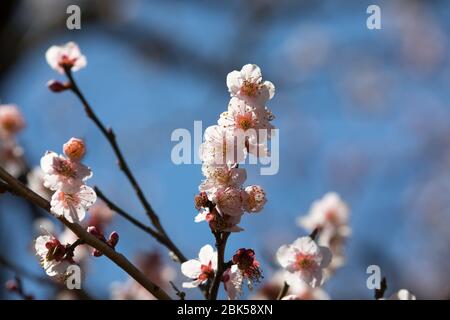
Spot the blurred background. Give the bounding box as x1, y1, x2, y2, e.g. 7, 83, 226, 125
1, 0, 450, 300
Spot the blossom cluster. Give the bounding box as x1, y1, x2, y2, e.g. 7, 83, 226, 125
0, 104, 26, 177
194, 64, 275, 232
40, 138, 96, 223
297, 192, 351, 274
180, 244, 262, 299
33, 201, 114, 279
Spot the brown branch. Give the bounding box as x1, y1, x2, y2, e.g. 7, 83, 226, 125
94, 186, 187, 263
63, 68, 186, 264
277, 282, 289, 300
0, 166, 171, 300
208, 231, 230, 300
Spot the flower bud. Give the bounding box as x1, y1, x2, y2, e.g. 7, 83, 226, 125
107, 231, 119, 248
63, 137, 85, 161
194, 192, 209, 210
47, 80, 71, 92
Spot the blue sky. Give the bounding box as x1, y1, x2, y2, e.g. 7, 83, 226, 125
1, 0, 450, 299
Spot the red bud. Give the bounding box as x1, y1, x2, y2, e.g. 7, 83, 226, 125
47, 80, 71, 92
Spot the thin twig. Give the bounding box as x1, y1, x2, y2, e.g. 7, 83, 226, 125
208, 231, 230, 300
276, 281, 289, 300
94, 186, 187, 262
169, 281, 185, 300
63, 68, 186, 264
0, 166, 171, 300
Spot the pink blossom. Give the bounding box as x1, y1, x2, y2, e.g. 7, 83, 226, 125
200, 164, 247, 196
46, 42, 87, 74
181, 244, 217, 288
200, 125, 247, 166
34, 230, 73, 278
223, 265, 244, 300
211, 187, 244, 217
224, 248, 263, 299
50, 185, 97, 223
0, 104, 25, 138
297, 192, 350, 237
219, 97, 275, 139
40, 151, 92, 192
226, 64, 275, 106
276, 236, 331, 288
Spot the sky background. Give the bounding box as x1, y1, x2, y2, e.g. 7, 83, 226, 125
1, 0, 450, 299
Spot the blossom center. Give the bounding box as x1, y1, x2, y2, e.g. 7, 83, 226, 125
59, 54, 77, 68
53, 158, 77, 178
198, 261, 214, 281
294, 253, 317, 272
325, 209, 338, 223
240, 80, 259, 97
45, 239, 66, 262
235, 113, 254, 131
59, 192, 79, 208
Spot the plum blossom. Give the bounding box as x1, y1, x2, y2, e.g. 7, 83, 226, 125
223, 265, 244, 300
200, 125, 247, 165
243, 185, 267, 213
276, 236, 331, 288
200, 164, 247, 196
34, 230, 74, 278
40, 151, 92, 192
46, 42, 87, 74
297, 192, 350, 240
226, 64, 275, 105
297, 192, 350, 274
181, 244, 217, 288
0, 104, 25, 138
50, 185, 97, 223
224, 248, 262, 299
211, 187, 245, 217
219, 97, 275, 139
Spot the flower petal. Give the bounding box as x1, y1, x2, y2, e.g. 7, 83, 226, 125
181, 259, 202, 278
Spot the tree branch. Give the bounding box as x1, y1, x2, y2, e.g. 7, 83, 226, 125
208, 231, 230, 300
63, 68, 186, 264
0, 166, 171, 300
94, 186, 186, 262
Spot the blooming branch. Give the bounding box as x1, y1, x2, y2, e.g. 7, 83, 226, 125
46, 42, 186, 264
0, 165, 172, 300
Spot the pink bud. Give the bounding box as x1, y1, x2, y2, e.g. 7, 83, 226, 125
63, 137, 85, 161
92, 249, 103, 257
47, 80, 70, 92
87, 226, 101, 237
107, 231, 119, 248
